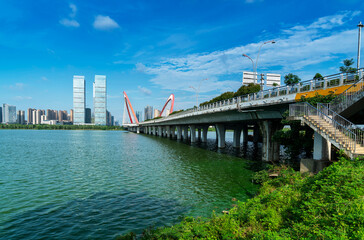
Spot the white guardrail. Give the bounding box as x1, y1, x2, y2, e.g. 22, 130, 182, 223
142, 69, 364, 124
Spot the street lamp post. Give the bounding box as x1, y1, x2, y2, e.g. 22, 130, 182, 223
358, 21, 363, 71
190, 78, 208, 107
242, 40, 276, 85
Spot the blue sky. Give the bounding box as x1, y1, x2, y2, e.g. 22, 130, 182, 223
0, 0, 363, 122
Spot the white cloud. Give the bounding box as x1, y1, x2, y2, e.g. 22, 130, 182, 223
9, 83, 24, 90
60, 3, 79, 28
69, 3, 77, 18
59, 18, 80, 27
41, 76, 48, 81
135, 63, 147, 72
14, 96, 32, 100
138, 86, 152, 95
93, 15, 120, 30
139, 11, 360, 95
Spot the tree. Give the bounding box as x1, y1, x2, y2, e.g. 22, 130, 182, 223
284, 73, 301, 85
313, 73, 323, 80
339, 58, 356, 74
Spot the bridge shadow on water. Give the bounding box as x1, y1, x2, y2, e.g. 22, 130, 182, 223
0, 191, 187, 240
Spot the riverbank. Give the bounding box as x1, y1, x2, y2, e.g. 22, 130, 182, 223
119, 156, 364, 239
0, 124, 124, 131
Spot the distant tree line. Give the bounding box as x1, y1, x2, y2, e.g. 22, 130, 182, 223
0, 124, 125, 131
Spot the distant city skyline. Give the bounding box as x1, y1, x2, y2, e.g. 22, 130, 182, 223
0, 1, 364, 123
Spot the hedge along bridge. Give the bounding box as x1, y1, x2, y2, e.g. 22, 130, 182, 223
124, 69, 364, 162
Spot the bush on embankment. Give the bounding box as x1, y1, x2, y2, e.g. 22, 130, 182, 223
119, 157, 364, 239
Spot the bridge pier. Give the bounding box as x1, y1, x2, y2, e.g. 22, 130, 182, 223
176, 126, 182, 140
190, 125, 196, 143
158, 126, 162, 136
242, 125, 248, 143
149, 126, 152, 135
152, 126, 156, 135
253, 125, 260, 143
137, 126, 140, 134
171, 126, 176, 139
215, 124, 226, 148
313, 132, 331, 161
182, 126, 189, 142
166, 126, 171, 138
201, 126, 208, 143
233, 126, 242, 148
197, 128, 201, 142
259, 120, 280, 162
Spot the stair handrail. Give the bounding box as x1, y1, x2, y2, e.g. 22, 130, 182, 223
329, 69, 364, 113
318, 103, 364, 147
290, 102, 357, 153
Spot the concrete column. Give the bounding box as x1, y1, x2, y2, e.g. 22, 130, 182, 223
182, 126, 189, 142
152, 126, 156, 135
233, 126, 242, 148
149, 126, 152, 135
201, 126, 209, 143
158, 126, 162, 136
253, 125, 260, 143
313, 132, 331, 161
166, 126, 171, 138
190, 125, 196, 143
242, 125, 248, 143
137, 126, 140, 134
215, 124, 226, 148
176, 126, 182, 140
171, 126, 176, 139
259, 120, 280, 162
197, 128, 201, 142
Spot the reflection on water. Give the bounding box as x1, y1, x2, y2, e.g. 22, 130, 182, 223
0, 130, 259, 239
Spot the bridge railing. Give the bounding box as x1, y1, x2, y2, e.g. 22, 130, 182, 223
318, 103, 364, 147
329, 69, 364, 114
146, 70, 363, 123
193, 71, 360, 113
290, 102, 357, 152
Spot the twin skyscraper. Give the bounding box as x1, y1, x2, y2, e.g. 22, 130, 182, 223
73, 75, 107, 125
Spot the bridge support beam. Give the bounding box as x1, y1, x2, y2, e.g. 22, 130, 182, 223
233, 126, 242, 148
149, 126, 152, 135
158, 126, 162, 136
253, 125, 260, 143
313, 132, 331, 161
242, 125, 248, 143
176, 126, 182, 140
201, 126, 209, 143
197, 128, 201, 142
216, 124, 226, 148
190, 125, 196, 143
259, 121, 280, 162
182, 126, 189, 142
171, 126, 176, 139
166, 126, 171, 138
137, 127, 140, 134
152, 126, 156, 135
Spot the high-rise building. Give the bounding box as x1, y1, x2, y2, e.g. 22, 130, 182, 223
2, 104, 17, 124
154, 109, 160, 118
58, 110, 68, 122
93, 75, 107, 125
135, 111, 141, 122
144, 106, 153, 121
17, 110, 25, 124
27, 108, 33, 124
36, 109, 42, 124
0, 106, 2, 123
73, 75, 86, 124
85, 108, 91, 123
70, 109, 74, 122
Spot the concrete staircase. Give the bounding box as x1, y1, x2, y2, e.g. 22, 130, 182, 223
290, 72, 364, 158
302, 115, 364, 157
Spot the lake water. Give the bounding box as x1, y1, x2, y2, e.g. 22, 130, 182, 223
0, 130, 260, 239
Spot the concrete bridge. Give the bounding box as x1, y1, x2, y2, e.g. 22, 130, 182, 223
124, 70, 364, 164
